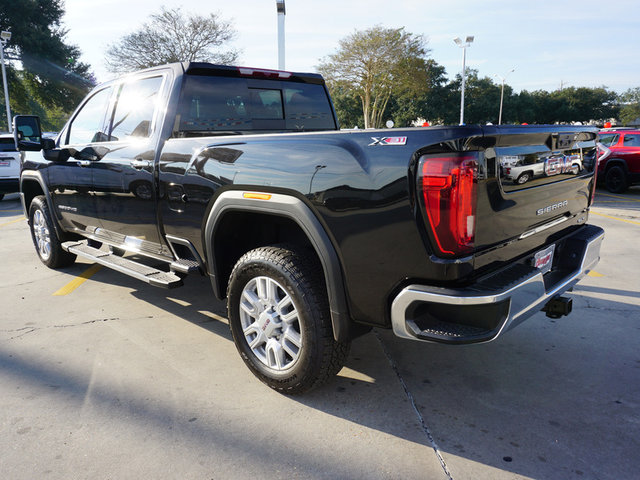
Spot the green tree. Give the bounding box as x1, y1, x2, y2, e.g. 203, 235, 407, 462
551, 87, 618, 123
0, 0, 94, 130
390, 59, 452, 127
442, 70, 503, 124
105, 7, 239, 74
318, 26, 431, 129
619, 87, 640, 125
329, 81, 364, 128
511, 87, 619, 125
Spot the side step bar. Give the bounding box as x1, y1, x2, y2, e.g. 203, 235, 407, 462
62, 241, 183, 289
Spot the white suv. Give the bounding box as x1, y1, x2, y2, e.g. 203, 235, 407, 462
0, 134, 20, 201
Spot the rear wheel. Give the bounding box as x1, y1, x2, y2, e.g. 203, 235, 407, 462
28, 196, 76, 268
604, 165, 628, 193
227, 245, 350, 394
516, 171, 532, 184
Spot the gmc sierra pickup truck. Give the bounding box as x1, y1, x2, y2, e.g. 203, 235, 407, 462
14, 62, 604, 394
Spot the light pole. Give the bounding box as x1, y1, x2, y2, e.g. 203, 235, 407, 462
0, 30, 12, 133
276, 0, 286, 70
495, 68, 515, 125
453, 36, 474, 125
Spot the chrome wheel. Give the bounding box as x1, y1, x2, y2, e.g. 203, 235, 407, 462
33, 208, 52, 261
239, 276, 302, 371
228, 246, 350, 393
28, 196, 76, 268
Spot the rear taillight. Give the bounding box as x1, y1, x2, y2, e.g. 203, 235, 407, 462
419, 153, 479, 257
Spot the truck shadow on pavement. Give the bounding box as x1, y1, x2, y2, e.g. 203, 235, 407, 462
75, 265, 640, 480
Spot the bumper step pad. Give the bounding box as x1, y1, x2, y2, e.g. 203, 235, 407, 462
62, 241, 183, 289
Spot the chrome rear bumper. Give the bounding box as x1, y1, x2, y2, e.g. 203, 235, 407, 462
391, 225, 604, 344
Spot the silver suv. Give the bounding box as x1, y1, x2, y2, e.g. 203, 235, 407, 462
0, 134, 20, 201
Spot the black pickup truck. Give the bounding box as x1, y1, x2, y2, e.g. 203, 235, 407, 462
14, 62, 604, 394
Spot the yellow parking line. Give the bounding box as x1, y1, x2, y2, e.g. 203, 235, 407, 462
590, 210, 640, 226
53, 264, 103, 296
588, 271, 604, 277
595, 192, 640, 202
0, 216, 25, 227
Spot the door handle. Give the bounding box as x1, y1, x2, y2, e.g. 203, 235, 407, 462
130, 159, 152, 169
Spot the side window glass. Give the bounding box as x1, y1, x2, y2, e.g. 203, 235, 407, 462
109, 76, 163, 142
599, 134, 618, 147
67, 87, 113, 145
284, 84, 334, 130
623, 134, 640, 147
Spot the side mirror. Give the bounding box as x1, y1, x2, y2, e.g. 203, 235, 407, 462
13, 115, 43, 151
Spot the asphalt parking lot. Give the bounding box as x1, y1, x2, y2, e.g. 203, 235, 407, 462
1, 188, 639, 480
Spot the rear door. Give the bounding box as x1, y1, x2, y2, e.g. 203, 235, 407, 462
474, 126, 598, 272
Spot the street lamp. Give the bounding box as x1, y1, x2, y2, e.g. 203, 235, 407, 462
453, 35, 474, 125
276, 0, 286, 70
0, 30, 12, 133
495, 68, 515, 125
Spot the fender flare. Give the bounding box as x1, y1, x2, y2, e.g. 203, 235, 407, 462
20, 170, 66, 240
604, 158, 629, 174
203, 190, 352, 342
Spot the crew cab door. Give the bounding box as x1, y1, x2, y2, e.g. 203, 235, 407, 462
49, 86, 113, 235
91, 74, 169, 257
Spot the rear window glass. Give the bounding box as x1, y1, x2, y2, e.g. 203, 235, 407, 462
175, 75, 335, 135
0, 138, 16, 152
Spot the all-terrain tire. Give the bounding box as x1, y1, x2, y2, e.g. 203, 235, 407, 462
227, 245, 350, 394
28, 196, 76, 268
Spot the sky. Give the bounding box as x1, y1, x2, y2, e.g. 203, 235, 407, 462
62, 0, 640, 94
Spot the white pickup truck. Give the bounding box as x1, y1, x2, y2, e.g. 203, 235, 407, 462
503, 153, 583, 184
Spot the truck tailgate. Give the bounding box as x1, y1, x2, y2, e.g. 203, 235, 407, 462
473, 126, 599, 273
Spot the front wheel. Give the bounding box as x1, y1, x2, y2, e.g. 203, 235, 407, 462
227, 246, 350, 394
29, 196, 76, 268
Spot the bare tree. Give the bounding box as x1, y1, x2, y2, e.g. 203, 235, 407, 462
105, 7, 239, 74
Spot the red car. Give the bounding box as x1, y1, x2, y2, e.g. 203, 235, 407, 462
598, 128, 640, 193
